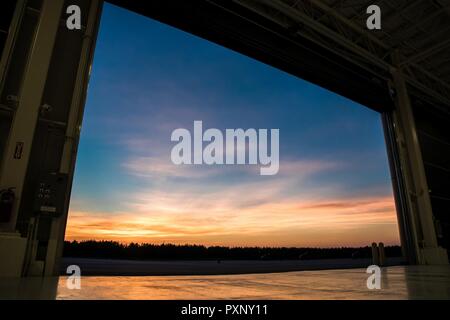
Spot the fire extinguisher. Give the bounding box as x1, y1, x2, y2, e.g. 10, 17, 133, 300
0, 188, 15, 223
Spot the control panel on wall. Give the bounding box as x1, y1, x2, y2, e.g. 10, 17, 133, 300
33, 173, 68, 217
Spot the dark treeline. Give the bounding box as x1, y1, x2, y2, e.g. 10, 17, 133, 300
63, 240, 402, 260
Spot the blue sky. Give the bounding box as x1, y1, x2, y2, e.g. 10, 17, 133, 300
66, 3, 400, 247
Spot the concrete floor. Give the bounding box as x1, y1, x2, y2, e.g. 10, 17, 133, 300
1, 265, 450, 299
60, 257, 404, 276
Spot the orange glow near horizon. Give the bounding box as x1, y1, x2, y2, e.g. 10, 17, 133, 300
65, 195, 400, 247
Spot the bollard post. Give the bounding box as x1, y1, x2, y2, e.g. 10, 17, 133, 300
378, 242, 386, 267
371, 242, 380, 265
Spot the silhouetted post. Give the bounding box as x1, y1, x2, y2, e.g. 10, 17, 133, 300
378, 242, 386, 266
371, 242, 380, 265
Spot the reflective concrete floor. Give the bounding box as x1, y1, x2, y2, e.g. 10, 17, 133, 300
1, 266, 450, 299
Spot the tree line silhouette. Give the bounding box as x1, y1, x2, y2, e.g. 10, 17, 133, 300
63, 240, 402, 260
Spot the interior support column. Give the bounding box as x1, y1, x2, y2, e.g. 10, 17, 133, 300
390, 57, 448, 265
44, 0, 103, 276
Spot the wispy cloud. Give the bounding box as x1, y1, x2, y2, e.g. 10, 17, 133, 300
66, 195, 399, 247
122, 154, 338, 179
67, 152, 400, 247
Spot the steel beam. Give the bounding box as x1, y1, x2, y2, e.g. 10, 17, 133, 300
233, 0, 450, 109
401, 38, 450, 67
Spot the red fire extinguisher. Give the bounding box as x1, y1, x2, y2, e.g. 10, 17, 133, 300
0, 188, 15, 223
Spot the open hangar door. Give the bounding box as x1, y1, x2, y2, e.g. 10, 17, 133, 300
0, 0, 449, 277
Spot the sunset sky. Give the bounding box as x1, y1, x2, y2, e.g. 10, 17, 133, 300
65, 3, 400, 247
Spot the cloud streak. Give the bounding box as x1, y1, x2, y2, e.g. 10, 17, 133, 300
68, 152, 400, 247
66, 195, 399, 247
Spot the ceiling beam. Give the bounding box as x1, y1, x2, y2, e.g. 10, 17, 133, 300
401, 38, 450, 66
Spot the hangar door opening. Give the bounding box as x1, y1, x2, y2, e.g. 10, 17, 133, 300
62, 3, 402, 264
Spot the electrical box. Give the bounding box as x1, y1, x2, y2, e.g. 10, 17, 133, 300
33, 173, 68, 217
